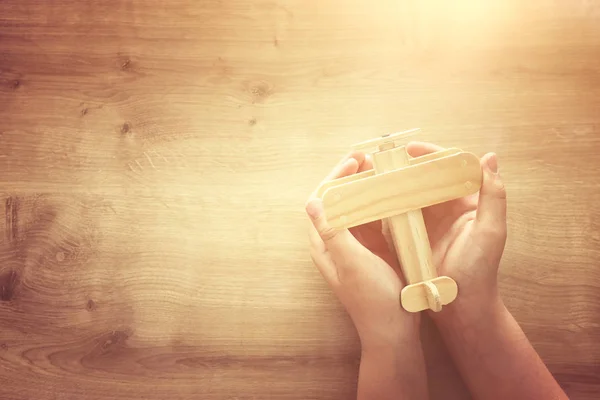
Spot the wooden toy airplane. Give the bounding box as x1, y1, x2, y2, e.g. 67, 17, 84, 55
315, 129, 483, 313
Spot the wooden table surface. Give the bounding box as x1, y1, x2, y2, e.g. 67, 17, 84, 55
1, 1, 599, 399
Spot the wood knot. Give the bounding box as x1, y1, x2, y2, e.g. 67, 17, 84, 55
56, 251, 65, 262
121, 59, 131, 71
80, 108, 88, 116
120, 122, 131, 135
251, 85, 267, 98
86, 299, 97, 311
0, 269, 19, 301
248, 118, 257, 126
100, 329, 132, 354
245, 80, 273, 104
0, 343, 7, 351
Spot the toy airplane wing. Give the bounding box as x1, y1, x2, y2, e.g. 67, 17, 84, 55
317, 149, 483, 230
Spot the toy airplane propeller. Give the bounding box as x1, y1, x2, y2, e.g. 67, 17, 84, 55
315, 129, 483, 313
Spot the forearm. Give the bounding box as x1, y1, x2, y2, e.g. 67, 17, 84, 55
433, 297, 567, 400
357, 337, 429, 400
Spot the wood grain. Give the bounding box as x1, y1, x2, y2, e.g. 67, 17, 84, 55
1, 0, 600, 399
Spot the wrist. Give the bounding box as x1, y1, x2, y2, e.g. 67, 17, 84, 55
358, 322, 429, 400
430, 291, 506, 332
359, 314, 422, 354
360, 328, 425, 378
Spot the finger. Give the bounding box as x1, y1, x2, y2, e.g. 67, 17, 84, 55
406, 141, 445, 158
307, 153, 358, 284
310, 151, 368, 201
357, 153, 373, 173
324, 158, 359, 183
307, 151, 366, 268
307, 221, 339, 284
309, 157, 360, 200
323, 151, 365, 182
305, 198, 364, 264
350, 151, 367, 172
474, 153, 507, 234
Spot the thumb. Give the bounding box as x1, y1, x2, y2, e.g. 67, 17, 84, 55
305, 198, 364, 262
475, 153, 507, 237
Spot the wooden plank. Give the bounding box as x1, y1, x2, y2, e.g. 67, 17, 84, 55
322, 152, 482, 229
401, 277, 458, 313
1, 0, 600, 399
372, 145, 452, 313
371, 145, 437, 285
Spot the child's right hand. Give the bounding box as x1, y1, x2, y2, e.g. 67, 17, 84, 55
410, 142, 569, 400
406, 141, 508, 321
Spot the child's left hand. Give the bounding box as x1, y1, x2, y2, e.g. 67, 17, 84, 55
305, 151, 420, 350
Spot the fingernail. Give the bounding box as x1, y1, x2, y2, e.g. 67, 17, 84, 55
487, 153, 498, 174
306, 199, 324, 219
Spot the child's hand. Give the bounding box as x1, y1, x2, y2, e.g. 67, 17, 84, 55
305, 152, 420, 350
406, 141, 507, 321
407, 142, 568, 400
